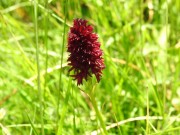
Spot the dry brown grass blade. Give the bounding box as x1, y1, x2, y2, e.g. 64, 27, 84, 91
91, 116, 180, 135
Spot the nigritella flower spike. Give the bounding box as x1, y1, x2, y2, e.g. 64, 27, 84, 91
67, 18, 105, 85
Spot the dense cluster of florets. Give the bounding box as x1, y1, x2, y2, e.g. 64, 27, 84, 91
67, 18, 105, 85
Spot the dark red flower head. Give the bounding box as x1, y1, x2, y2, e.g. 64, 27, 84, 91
67, 18, 105, 85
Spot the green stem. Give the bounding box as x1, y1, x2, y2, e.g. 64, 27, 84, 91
57, 0, 68, 127
89, 85, 108, 135
34, 0, 44, 135
146, 86, 149, 134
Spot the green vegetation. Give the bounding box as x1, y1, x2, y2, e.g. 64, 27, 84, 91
0, 0, 180, 134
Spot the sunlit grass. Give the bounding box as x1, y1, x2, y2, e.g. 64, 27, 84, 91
0, 0, 180, 134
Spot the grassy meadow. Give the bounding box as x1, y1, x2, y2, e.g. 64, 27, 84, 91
0, 0, 180, 134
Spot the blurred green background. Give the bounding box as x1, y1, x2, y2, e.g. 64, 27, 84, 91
0, 0, 180, 134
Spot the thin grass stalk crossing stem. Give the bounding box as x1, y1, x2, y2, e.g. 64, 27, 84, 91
57, 78, 71, 135
34, 0, 44, 134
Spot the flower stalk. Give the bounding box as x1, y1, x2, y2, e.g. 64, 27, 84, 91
67, 18, 106, 134
89, 84, 108, 135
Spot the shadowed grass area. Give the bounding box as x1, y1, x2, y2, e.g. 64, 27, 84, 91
0, 0, 180, 134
